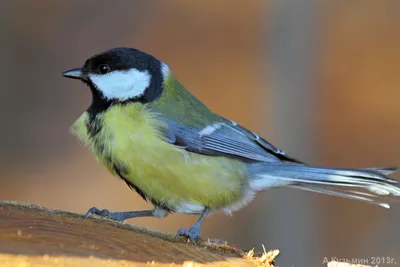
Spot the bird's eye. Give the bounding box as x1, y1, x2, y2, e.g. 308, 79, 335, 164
98, 64, 111, 74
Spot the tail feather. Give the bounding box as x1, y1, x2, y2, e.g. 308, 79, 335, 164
359, 167, 399, 178
289, 185, 396, 209
249, 164, 400, 208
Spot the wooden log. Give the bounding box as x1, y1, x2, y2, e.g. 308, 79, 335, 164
0, 201, 278, 267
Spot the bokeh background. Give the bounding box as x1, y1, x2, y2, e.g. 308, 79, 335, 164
1, 1, 399, 266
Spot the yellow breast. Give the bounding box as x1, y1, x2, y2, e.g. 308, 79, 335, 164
71, 103, 247, 211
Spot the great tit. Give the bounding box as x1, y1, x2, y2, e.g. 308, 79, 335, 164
63, 47, 400, 243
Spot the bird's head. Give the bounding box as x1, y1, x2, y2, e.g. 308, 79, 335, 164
63, 48, 171, 104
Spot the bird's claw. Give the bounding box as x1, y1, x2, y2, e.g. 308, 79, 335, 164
85, 207, 123, 222
175, 224, 202, 245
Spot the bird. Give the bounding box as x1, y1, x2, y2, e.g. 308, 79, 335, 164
63, 47, 400, 243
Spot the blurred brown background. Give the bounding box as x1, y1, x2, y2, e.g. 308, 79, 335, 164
1, 1, 399, 266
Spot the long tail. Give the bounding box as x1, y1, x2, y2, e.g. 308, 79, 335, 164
248, 163, 400, 208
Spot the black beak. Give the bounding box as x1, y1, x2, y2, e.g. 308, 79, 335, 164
62, 68, 84, 80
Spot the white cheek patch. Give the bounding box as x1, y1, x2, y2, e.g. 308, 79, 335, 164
89, 69, 151, 101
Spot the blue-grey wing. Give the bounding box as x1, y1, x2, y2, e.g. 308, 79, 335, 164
220, 119, 304, 163
158, 118, 304, 164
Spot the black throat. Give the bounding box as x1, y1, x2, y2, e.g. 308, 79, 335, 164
86, 80, 112, 120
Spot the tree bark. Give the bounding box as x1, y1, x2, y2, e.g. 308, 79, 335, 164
0, 201, 277, 267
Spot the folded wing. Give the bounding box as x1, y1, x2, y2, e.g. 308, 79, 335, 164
158, 118, 303, 164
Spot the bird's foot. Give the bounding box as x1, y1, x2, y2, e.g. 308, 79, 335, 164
85, 207, 125, 222
175, 223, 202, 244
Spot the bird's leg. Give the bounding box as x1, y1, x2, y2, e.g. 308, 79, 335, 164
176, 208, 210, 244
85, 207, 168, 222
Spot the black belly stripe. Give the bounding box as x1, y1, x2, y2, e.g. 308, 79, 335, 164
85, 113, 149, 203
113, 164, 148, 201
85, 109, 172, 212
86, 117, 102, 137
113, 165, 172, 212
